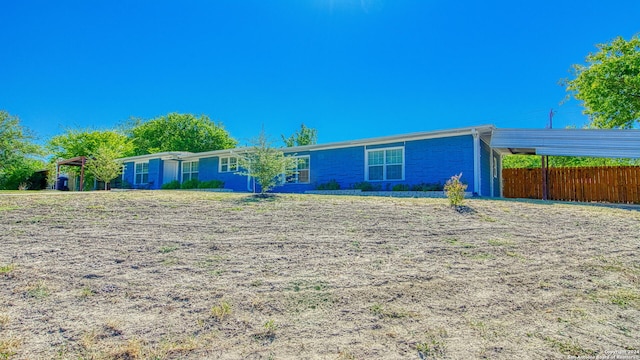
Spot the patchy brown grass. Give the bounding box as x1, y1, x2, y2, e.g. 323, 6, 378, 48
0, 191, 639, 359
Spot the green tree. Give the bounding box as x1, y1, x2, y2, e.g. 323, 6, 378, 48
0, 111, 43, 189
126, 113, 237, 155
563, 34, 640, 128
502, 155, 638, 169
48, 129, 133, 161
236, 129, 298, 194
48, 129, 132, 190
281, 123, 318, 147
0, 157, 44, 190
85, 146, 123, 190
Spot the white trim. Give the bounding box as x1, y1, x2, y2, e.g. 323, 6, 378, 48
182, 160, 199, 182
118, 125, 496, 164
364, 146, 405, 182
117, 151, 192, 163
286, 155, 311, 184
219, 156, 238, 173
472, 128, 481, 195
134, 161, 149, 185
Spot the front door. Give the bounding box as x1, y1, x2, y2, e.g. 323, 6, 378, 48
163, 160, 178, 184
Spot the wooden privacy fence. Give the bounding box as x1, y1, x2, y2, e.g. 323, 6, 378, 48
503, 166, 640, 204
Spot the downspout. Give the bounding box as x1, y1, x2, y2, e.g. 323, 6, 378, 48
472, 128, 481, 196
489, 152, 494, 198
498, 154, 504, 198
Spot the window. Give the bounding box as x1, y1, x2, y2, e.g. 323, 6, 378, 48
366, 147, 404, 181
135, 162, 149, 185
182, 161, 199, 181
219, 157, 238, 173
286, 156, 310, 184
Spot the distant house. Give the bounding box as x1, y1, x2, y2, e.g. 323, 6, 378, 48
118, 125, 502, 197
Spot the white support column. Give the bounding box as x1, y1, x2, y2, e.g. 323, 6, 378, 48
472, 129, 481, 196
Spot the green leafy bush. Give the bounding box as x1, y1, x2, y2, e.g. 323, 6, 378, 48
180, 179, 200, 189
198, 180, 224, 189
351, 182, 381, 191
392, 184, 410, 191
316, 179, 340, 190
444, 173, 468, 206
411, 182, 443, 191
161, 180, 180, 189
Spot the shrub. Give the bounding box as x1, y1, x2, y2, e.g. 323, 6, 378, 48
444, 173, 467, 206
392, 184, 410, 191
410, 182, 443, 191
351, 182, 381, 191
161, 180, 180, 189
198, 180, 224, 189
211, 301, 232, 321
316, 179, 341, 190
180, 179, 200, 189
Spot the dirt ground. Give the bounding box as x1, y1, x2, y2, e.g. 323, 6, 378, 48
0, 191, 639, 359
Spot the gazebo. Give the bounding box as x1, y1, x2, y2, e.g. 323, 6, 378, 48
56, 156, 87, 191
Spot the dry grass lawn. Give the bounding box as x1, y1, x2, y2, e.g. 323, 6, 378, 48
0, 191, 639, 359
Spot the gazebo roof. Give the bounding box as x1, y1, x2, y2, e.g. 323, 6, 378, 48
57, 156, 87, 166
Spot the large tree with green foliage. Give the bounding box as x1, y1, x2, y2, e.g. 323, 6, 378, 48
0, 111, 43, 189
126, 113, 237, 155
48, 129, 133, 161
48, 129, 133, 190
85, 146, 123, 190
281, 123, 318, 147
236, 129, 298, 194
563, 34, 640, 128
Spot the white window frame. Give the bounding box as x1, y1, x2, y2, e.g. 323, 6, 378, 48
134, 162, 149, 185
365, 146, 405, 181
286, 155, 310, 184
182, 160, 199, 182
219, 156, 238, 173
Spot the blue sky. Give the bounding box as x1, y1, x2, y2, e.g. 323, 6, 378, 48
2, 1, 639, 146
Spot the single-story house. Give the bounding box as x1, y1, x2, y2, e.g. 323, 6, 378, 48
118, 125, 503, 196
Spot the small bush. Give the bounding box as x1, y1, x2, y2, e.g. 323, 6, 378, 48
444, 173, 467, 207
211, 301, 232, 321
180, 179, 200, 189
316, 179, 341, 190
351, 182, 381, 191
410, 182, 443, 191
198, 180, 224, 189
392, 184, 410, 191
0, 264, 15, 274
161, 180, 180, 189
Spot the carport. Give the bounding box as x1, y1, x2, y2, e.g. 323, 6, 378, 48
491, 128, 640, 201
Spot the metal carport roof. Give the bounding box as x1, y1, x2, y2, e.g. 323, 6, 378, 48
491, 128, 640, 158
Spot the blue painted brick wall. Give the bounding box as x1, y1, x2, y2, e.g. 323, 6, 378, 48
123, 162, 134, 187
481, 140, 491, 196
148, 159, 162, 189
121, 133, 492, 195
197, 156, 252, 192
404, 135, 475, 190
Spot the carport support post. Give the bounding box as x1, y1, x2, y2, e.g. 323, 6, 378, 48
541, 155, 548, 200
80, 156, 85, 191
56, 163, 60, 190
